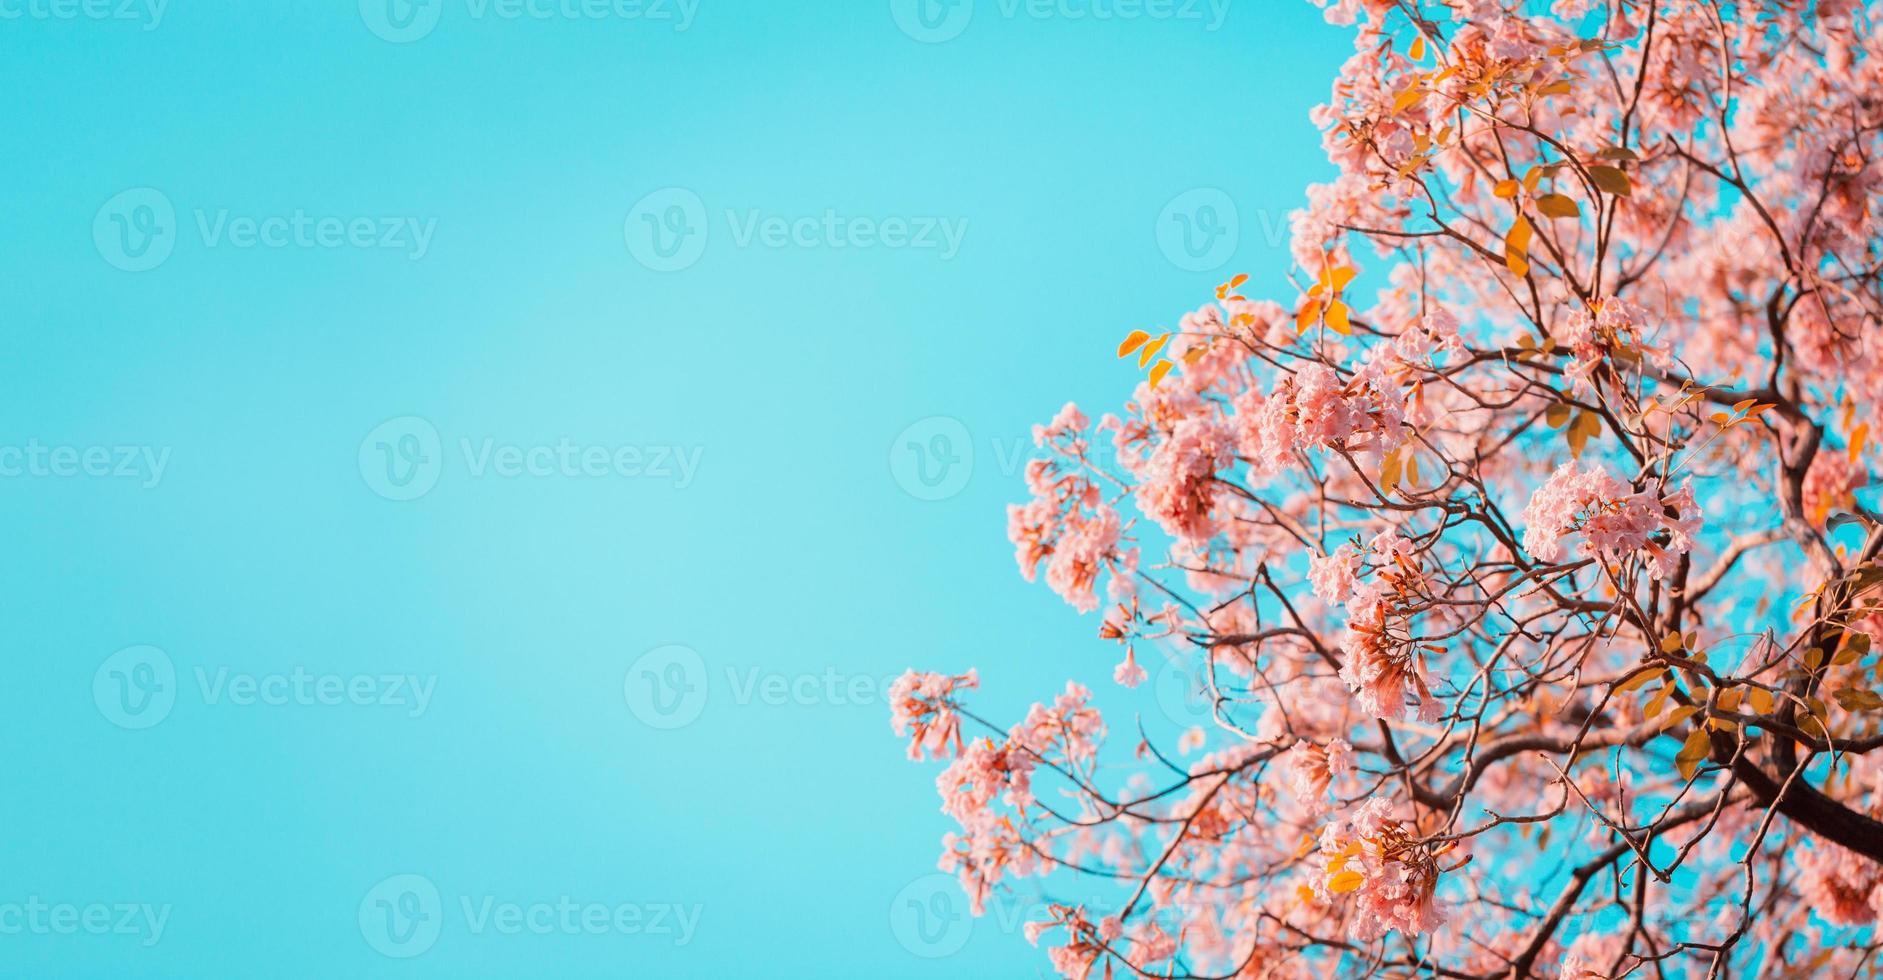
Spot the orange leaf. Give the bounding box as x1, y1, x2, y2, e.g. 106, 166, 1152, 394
1148, 360, 1174, 388
1117, 330, 1151, 358
1138, 332, 1170, 367
1325, 300, 1352, 335
1504, 215, 1533, 277
1296, 299, 1322, 335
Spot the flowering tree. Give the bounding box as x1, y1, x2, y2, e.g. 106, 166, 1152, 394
891, 1, 1883, 976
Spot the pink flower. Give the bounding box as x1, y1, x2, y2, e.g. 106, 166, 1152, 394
1309, 543, 1361, 604
1521, 461, 1702, 578
1312, 797, 1445, 940
1804, 448, 1866, 526
1112, 647, 1147, 688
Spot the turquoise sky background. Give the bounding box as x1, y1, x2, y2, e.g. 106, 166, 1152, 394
2, 1, 1348, 975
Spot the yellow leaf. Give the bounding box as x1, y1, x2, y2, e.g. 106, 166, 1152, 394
1614, 669, 1660, 693
1493, 179, 1519, 199
1392, 84, 1424, 114
1536, 194, 1581, 219
1139, 332, 1170, 367
1747, 687, 1774, 714
1523, 166, 1545, 194
1545, 401, 1571, 428
1406, 454, 1422, 488
1660, 704, 1699, 731
1675, 727, 1711, 780
1326, 300, 1352, 335
1381, 448, 1403, 495
1148, 360, 1173, 388
1409, 34, 1426, 60
1853, 422, 1869, 463
1328, 871, 1366, 894
1567, 409, 1599, 457
1328, 266, 1358, 293
1660, 632, 1684, 653
1589, 165, 1632, 197
1118, 330, 1152, 358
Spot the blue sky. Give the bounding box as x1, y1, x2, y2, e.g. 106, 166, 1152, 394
0, 1, 1348, 975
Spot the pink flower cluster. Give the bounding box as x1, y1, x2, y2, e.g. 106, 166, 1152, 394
1130, 415, 1234, 544
1287, 737, 1356, 813
1520, 461, 1702, 578
1804, 447, 1867, 526
1323, 530, 1443, 722
901, 680, 1107, 918
1311, 797, 1443, 941
1238, 363, 1408, 483
889, 669, 978, 761
1007, 403, 1132, 613
1795, 838, 1883, 926
1558, 298, 1668, 390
